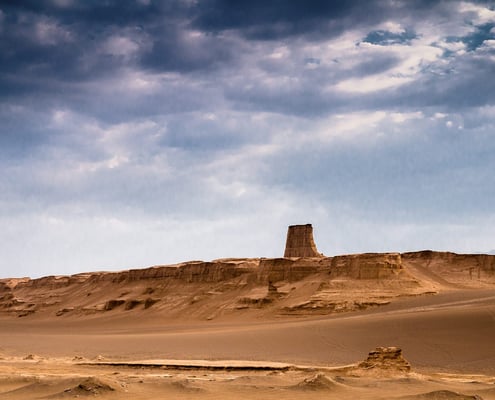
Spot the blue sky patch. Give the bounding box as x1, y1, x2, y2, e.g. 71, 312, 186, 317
362, 29, 417, 46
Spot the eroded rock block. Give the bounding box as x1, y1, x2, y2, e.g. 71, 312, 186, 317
284, 224, 322, 258
358, 346, 411, 372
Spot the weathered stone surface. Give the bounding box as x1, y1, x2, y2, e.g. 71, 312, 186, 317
257, 257, 323, 283
402, 251, 495, 287
284, 224, 322, 258
65, 377, 115, 396
328, 253, 403, 279
293, 373, 339, 390
2, 245, 495, 319
358, 347, 411, 371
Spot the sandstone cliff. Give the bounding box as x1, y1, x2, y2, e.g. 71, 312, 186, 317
1, 251, 493, 320
402, 251, 495, 289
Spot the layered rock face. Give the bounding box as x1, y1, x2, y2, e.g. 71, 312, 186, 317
257, 253, 405, 283
402, 251, 495, 288
284, 224, 322, 257
0, 253, 422, 319
1, 246, 495, 320
358, 347, 411, 372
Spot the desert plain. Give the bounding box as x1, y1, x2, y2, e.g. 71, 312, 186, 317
1, 246, 495, 399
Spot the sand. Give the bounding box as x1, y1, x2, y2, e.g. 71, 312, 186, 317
0, 251, 494, 399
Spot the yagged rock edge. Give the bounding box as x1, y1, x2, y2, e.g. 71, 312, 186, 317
358, 347, 411, 372
1, 251, 494, 319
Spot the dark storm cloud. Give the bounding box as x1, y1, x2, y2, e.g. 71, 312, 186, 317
1, 0, 493, 146
139, 27, 235, 73
192, 0, 444, 40
0, 0, 464, 119
0, 0, 450, 98
0, 0, 248, 152
0, 0, 229, 100
0, 0, 169, 27
3, 0, 492, 160
0, 2, 150, 79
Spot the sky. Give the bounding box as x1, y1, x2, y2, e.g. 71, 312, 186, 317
1, 0, 495, 278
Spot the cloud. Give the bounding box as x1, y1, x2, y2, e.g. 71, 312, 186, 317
362, 28, 417, 46
192, 0, 445, 41
1, 0, 495, 277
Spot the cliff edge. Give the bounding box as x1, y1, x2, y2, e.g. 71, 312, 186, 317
1, 250, 494, 321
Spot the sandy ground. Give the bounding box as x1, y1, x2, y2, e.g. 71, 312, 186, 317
1, 357, 494, 400
1, 287, 494, 399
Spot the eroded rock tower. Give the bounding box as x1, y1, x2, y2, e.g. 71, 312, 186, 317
284, 224, 322, 258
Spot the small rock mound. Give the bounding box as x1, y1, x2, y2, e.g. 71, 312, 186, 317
103, 299, 125, 311
23, 353, 43, 361
358, 347, 411, 372
63, 377, 115, 396
170, 379, 203, 392
144, 297, 158, 309
293, 373, 340, 391
124, 299, 143, 310
401, 390, 483, 400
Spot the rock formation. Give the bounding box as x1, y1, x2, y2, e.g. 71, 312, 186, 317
1, 220, 495, 320
284, 224, 322, 257
358, 347, 411, 372
64, 377, 115, 396
293, 373, 340, 390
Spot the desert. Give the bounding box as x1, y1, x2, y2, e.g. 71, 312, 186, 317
0, 225, 494, 399
3, 1, 495, 398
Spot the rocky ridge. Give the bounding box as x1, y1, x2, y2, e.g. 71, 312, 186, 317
0, 251, 494, 320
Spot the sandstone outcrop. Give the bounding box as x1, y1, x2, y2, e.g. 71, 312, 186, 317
293, 373, 341, 391
358, 347, 411, 372
1, 249, 494, 320
403, 251, 495, 287
284, 224, 322, 257
64, 377, 115, 396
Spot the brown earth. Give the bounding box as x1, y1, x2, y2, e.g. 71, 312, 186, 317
2, 251, 493, 321
0, 250, 494, 399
